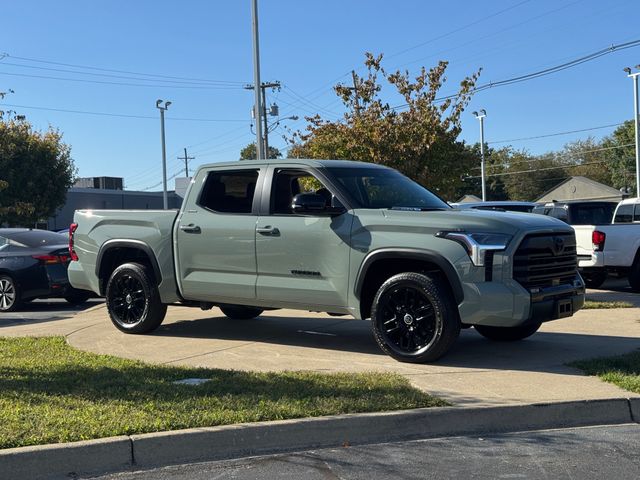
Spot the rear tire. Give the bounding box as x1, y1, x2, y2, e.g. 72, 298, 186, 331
64, 289, 92, 305
219, 305, 264, 320
474, 322, 541, 341
0, 275, 21, 312
628, 257, 640, 292
582, 270, 607, 289
371, 272, 460, 363
106, 263, 167, 333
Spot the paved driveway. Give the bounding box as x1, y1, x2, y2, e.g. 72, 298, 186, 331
2, 297, 638, 407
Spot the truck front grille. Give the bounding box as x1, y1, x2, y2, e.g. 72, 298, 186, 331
513, 233, 577, 289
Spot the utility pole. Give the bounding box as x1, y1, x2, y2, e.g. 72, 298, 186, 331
251, 0, 264, 160
624, 66, 640, 195
156, 99, 171, 209
351, 70, 361, 117
245, 81, 280, 158
177, 148, 195, 177
473, 109, 487, 201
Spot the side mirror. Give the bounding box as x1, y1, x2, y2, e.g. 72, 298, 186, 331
291, 193, 345, 216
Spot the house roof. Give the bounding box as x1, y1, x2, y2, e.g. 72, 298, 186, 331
536, 176, 624, 203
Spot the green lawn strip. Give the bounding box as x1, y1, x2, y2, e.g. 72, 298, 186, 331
583, 300, 634, 309
570, 349, 640, 394
0, 337, 445, 449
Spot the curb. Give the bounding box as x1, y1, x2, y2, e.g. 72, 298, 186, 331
1, 398, 638, 480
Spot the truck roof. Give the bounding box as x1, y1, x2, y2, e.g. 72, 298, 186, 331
616, 197, 640, 206
197, 158, 390, 171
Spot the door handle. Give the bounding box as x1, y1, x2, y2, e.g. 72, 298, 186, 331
256, 226, 280, 236
179, 224, 201, 234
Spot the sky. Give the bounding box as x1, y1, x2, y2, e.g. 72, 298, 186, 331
1, 0, 639, 192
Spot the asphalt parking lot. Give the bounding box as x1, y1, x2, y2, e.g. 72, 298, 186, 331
0, 298, 104, 328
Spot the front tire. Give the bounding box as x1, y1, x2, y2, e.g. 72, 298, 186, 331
0, 275, 21, 312
106, 263, 167, 333
220, 305, 264, 320
474, 322, 541, 341
371, 272, 460, 363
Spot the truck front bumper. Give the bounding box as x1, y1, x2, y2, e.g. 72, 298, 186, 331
458, 276, 585, 328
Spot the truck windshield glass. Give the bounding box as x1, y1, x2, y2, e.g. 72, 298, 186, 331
327, 167, 450, 210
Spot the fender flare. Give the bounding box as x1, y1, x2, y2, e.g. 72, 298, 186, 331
354, 248, 464, 305
96, 239, 163, 284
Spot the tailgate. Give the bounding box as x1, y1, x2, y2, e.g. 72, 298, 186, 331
572, 225, 595, 258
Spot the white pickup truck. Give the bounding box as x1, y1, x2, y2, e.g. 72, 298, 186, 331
571, 198, 640, 290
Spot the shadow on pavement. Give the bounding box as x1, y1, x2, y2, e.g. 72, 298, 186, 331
150, 312, 640, 373
0, 299, 104, 328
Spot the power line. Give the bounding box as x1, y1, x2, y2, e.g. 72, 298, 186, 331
3, 53, 246, 85
0, 70, 245, 90
0, 102, 246, 122
0, 61, 244, 87
488, 122, 626, 145
393, 39, 640, 110
386, 0, 532, 60
478, 142, 636, 171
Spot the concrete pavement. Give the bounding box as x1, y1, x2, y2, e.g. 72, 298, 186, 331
2, 301, 639, 406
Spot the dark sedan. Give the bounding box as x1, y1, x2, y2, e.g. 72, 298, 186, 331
0, 228, 91, 312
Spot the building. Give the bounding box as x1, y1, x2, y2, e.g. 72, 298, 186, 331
536, 176, 627, 203
455, 194, 482, 203
46, 177, 184, 231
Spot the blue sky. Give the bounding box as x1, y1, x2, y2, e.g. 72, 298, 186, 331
1, 0, 639, 191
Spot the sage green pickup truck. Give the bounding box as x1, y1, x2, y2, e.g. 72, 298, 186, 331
68, 159, 585, 362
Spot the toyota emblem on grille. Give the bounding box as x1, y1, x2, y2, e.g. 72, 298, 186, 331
552, 236, 565, 256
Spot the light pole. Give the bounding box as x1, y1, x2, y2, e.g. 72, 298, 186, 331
251, 0, 264, 160
473, 109, 487, 201
156, 99, 171, 209
624, 66, 640, 196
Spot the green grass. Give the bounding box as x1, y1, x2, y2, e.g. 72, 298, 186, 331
583, 300, 634, 309
570, 350, 640, 394
0, 337, 445, 449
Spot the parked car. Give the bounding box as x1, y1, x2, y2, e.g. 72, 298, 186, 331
567, 198, 640, 290
0, 228, 91, 311
452, 201, 538, 213
69, 159, 584, 363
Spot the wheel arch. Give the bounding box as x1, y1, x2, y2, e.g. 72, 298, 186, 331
355, 248, 464, 320
96, 240, 162, 295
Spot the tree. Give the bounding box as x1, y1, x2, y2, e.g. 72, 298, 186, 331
287, 53, 481, 200
602, 121, 636, 195
0, 116, 76, 226
239, 142, 282, 160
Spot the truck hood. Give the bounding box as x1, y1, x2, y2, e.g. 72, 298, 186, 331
354, 208, 571, 236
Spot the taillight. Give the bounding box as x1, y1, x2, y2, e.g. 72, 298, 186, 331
69, 223, 79, 261
32, 254, 63, 265
592, 230, 606, 252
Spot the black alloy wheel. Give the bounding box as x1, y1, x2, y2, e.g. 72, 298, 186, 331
106, 263, 167, 333
371, 272, 460, 363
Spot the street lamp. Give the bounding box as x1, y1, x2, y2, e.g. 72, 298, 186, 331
473, 109, 487, 201
624, 66, 640, 196
156, 99, 171, 209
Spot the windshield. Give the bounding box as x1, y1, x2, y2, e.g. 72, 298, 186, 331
327, 166, 450, 210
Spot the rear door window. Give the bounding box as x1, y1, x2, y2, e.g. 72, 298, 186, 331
197, 170, 259, 214
614, 204, 633, 223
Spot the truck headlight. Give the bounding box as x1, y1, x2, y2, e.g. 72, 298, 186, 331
436, 231, 512, 267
